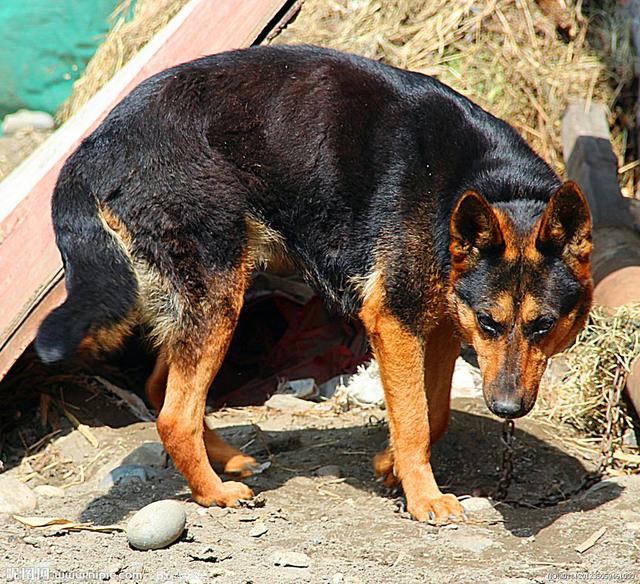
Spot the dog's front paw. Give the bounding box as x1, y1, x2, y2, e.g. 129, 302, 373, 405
223, 454, 258, 478
194, 481, 254, 508
408, 492, 465, 523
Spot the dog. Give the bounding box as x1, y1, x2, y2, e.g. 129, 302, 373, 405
35, 45, 593, 522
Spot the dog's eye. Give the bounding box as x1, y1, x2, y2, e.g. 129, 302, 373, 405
531, 315, 557, 339
476, 312, 502, 336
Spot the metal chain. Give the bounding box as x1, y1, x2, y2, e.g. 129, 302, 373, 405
492, 365, 626, 508
492, 419, 515, 501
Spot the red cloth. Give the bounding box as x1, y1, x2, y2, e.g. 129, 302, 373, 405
209, 294, 369, 408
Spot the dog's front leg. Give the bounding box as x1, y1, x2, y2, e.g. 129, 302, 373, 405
361, 300, 464, 522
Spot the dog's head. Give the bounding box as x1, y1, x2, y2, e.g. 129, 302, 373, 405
447, 181, 593, 419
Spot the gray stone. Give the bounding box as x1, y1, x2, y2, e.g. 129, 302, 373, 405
271, 550, 310, 568
100, 464, 158, 491
122, 442, 168, 468
2, 110, 54, 134
316, 465, 342, 478
264, 394, 312, 411
450, 534, 496, 554
249, 522, 268, 537
127, 500, 186, 550
0, 476, 37, 514
33, 485, 65, 498
460, 496, 493, 513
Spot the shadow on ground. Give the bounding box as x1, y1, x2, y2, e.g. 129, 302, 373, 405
78, 406, 622, 537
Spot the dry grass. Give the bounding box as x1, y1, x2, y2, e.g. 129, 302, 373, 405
57, 0, 190, 123
275, 0, 635, 179
539, 304, 640, 462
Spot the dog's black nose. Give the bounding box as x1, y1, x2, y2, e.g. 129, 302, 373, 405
490, 397, 525, 419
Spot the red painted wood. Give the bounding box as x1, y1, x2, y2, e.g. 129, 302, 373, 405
0, 0, 291, 379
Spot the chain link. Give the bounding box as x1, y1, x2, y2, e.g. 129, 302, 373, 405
492, 365, 627, 508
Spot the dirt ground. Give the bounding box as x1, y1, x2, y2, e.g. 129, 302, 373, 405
1, 386, 638, 584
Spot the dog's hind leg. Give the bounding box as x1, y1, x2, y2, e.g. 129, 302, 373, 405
145, 333, 257, 478
145, 351, 168, 413
373, 315, 460, 487
155, 266, 254, 508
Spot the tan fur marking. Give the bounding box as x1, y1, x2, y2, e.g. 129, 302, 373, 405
360, 274, 463, 522
156, 260, 253, 508
245, 216, 291, 271
521, 294, 540, 324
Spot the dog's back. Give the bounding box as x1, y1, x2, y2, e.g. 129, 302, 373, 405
37, 45, 561, 364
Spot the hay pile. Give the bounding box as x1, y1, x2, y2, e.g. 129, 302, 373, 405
275, 0, 634, 178
57, 0, 189, 123
541, 305, 640, 463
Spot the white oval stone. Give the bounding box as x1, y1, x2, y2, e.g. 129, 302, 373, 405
0, 476, 37, 514
127, 500, 186, 550
33, 485, 65, 498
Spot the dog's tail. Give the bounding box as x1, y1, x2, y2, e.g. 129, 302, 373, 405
35, 165, 138, 363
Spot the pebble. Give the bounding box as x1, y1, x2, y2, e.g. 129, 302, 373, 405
2, 110, 55, 134
127, 500, 186, 550
249, 522, 268, 537
332, 574, 344, 584
449, 534, 496, 554
33, 485, 65, 498
264, 394, 313, 411
100, 464, 158, 491
271, 551, 310, 568
460, 496, 493, 513
122, 442, 168, 468
0, 476, 37, 514
316, 465, 342, 478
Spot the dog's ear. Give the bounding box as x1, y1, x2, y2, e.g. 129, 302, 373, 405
450, 190, 504, 268
536, 181, 592, 264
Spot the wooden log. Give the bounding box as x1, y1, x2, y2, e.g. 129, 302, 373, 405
0, 0, 297, 380
561, 99, 640, 416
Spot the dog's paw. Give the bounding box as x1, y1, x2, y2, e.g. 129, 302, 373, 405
194, 481, 254, 508
408, 493, 465, 524
373, 448, 399, 488
223, 454, 258, 478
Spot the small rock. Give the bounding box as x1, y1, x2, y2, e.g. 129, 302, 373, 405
332, 574, 345, 584
0, 476, 37, 514
127, 500, 186, 550
122, 442, 168, 468
450, 357, 482, 398
264, 394, 312, 411
100, 464, 158, 491
316, 465, 342, 478
276, 378, 319, 400
188, 545, 230, 563
460, 496, 493, 513
2, 110, 55, 134
271, 550, 310, 568
625, 521, 640, 532
450, 534, 496, 554
249, 522, 268, 537
23, 536, 41, 547
33, 485, 65, 498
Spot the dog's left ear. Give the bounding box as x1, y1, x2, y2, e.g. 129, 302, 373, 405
536, 181, 592, 264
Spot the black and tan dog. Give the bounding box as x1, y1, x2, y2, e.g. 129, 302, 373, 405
36, 45, 592, 522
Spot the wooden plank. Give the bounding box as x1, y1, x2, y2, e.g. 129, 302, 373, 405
0, 0, 295, 379
562, 100, 640, 418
